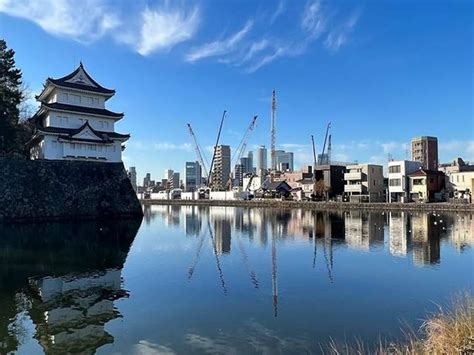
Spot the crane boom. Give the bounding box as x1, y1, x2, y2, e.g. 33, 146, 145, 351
311, 135, 317, 196
319, 122, 331, 165
271, 90, 276, 171
208, 110, 227, 188
187, 123, 209, 181
227, 116, 258, 190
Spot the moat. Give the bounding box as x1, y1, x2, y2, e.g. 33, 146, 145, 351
1, 206, 472, 354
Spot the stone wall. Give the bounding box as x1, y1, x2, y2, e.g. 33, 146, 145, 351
0, 158, 143, 222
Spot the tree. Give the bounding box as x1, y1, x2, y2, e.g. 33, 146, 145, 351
0, 39, 33, 156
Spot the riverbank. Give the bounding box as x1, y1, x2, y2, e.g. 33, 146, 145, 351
140, 198, 474, 212
324, 293, 473, 354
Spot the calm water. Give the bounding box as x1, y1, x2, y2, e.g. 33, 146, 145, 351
1, 206, 473, 354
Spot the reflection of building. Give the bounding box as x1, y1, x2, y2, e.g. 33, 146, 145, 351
28, 268, 126, 354
411, 213, 441, 265
344, 211, 384, 250
214, 217, 232, 254
389, 212, 411, 256
447, 213, 474, 251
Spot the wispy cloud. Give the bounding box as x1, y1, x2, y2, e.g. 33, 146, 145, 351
324, 10, 361, 52
0, 0, 120, 43
0, 0, 200, 56
270, 0, 285, 25
134, 6, 200, 55
185, 20, 253, 62
129, 141, 192, 152
301, 0, 326, 39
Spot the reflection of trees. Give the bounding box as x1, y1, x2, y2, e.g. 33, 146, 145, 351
0, 218, 140, 354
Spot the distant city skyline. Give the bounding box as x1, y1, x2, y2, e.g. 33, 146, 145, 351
1, 0, 472, 181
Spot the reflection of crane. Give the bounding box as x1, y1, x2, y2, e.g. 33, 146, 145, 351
271, 233, 278, 317
188, 231, 206, 280
208, 110, 227, 188
227, 115, 258, 190
237, 236, 259, 288
319, 122, 331, 165
311, 135, 317, 197
271, 90, 277, 171
187, 123, 209, 183
208, 219, 228, 295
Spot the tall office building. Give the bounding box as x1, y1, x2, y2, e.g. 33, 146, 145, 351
256, 145, 267, 172
143, 173, 151, 188
212, 145, 231, 190
411, 136, 438, 170
241, 151, 254, 174
184, 161, 202, 191
171, 172, 180, 189
275, 150, 294, 171
127, 166, 137, 191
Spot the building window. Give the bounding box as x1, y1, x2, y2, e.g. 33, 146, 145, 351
62, 93, 69, 101
71, 94, 81, 104
389, 165, 401, 174
389, 178, 401, 186
94, 98, 99, 106
413, 178, 424, 185
70, 143, 75, 149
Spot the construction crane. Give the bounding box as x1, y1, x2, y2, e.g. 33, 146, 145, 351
270, 90, 276, 171
319, 122, 331, 165
227, 115, 258, 190
208, 110, 227, 189
187, 123, 210, 182
311, 135, 317, 198
327, 134, 332, 165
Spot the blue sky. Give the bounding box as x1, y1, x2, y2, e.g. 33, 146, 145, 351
1, 0, 472, 181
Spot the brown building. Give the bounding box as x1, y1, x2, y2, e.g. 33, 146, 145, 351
411, 136, 438, 170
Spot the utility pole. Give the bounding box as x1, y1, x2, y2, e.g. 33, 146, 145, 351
311, 135, 317, 198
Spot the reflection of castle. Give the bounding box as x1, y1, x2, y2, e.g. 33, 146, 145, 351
0, 219, 140, 354
28, 269, 126, 354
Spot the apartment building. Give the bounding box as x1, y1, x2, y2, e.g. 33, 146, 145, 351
388, 160, 423, 202
344, 164, 384, 202
411, 136, 438, 170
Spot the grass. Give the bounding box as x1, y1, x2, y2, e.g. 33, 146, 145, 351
322, 293, 473, 354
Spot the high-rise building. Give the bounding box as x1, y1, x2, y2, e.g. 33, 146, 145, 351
411, 136, 438, 170
127, 166, 137, 191
275, 150, 294, 171
256, 145, 267, 172
233, 163, 244, 186
184, 161, 202, 191
212, 145, 231, 190
143, 173, 151, 188
165, 169, 174, 181
241, 151, 254, 174
171, 172, 180, 189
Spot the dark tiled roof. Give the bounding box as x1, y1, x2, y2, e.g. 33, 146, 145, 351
42, 102, 123, 119
48, 63, 115, 95
35, 114, 129, 141
265, 181, 292, 191
409, 169, 445, 177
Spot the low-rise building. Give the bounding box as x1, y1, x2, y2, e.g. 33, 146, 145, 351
388, 160, 423, 202
408, 169, 446, 202
344, 164, 384, 202
446, 171, 474, 202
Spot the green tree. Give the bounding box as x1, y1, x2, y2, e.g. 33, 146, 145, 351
0, 39, 24, 154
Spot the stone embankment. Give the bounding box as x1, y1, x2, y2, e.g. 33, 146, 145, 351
140, 198, 473, 212
0, 158, 143, 223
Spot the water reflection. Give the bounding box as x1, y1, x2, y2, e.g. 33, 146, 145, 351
0, 219, 140, 354
144, 204, 473, 268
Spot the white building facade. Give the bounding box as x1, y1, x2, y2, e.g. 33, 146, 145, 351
388, 160, 423, 202
29, 63, 129, 162
344, 164, 384, 202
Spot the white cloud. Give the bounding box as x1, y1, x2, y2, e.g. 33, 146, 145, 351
270, 0, 285, 24
301, 0, 326, 38
153, 142, 192, 151
185, 21, 253, 62
324, 11, 360, 52
0, 0, 120, 43
0, 0, 200, 55
135, 6, 200, 56
245, 46, 287, 73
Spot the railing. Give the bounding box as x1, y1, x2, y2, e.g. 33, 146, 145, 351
344, 171, 364, 180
